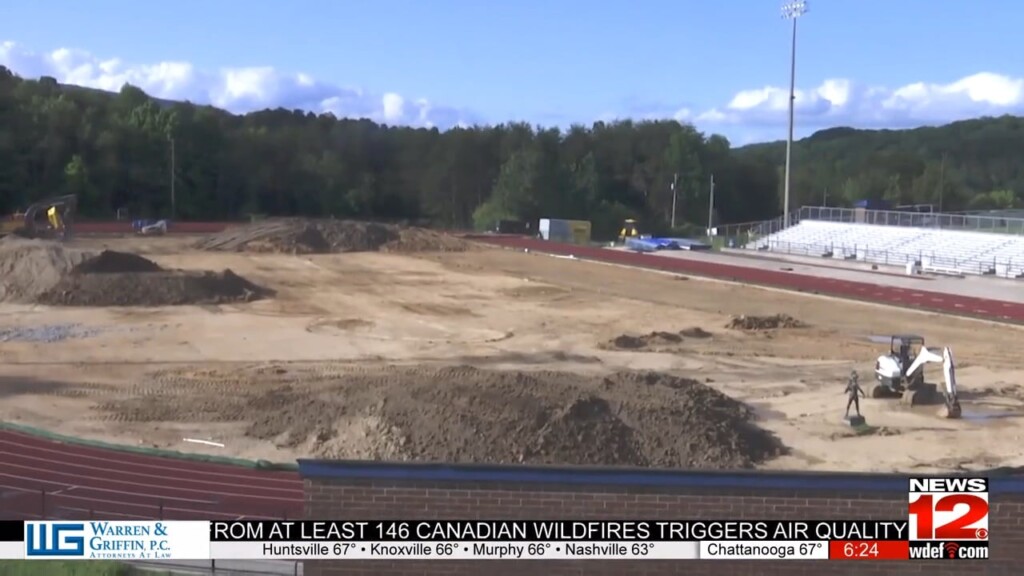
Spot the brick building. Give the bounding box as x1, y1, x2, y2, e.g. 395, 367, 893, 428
299, 460, 1023, 575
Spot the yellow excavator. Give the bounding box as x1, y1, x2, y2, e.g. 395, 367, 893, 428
618, 219, 640, 243
0, 195, 77, 241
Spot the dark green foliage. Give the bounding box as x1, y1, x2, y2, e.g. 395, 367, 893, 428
736, 116, 1024, 211
0, 67, 781, 238
7, 65, 1021, 236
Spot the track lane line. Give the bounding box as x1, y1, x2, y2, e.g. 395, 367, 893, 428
0, 481, 297, 520
1, 462, 299, 503
0, 434, 300, 484
0, 449, 302, 497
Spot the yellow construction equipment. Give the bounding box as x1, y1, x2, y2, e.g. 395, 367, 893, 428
618, 219, 640, 242
0, 195, 77, 240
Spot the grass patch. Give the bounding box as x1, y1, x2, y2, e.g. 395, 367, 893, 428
0, 561, 145, 576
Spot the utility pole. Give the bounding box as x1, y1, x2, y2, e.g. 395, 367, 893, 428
823, 186, 828, 206
671, 173, 678, 229
169, 136, 176, 218
707, 173, 716, 237
781, 0, 808, 228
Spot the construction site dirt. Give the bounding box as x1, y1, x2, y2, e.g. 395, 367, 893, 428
1, 223, 1023, 475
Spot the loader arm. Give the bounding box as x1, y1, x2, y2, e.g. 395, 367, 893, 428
905, 346, 958, 400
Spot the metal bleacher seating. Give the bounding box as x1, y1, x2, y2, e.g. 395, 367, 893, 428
749, 220, 1024, 278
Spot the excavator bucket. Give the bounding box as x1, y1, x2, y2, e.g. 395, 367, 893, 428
940, 399, 962, 419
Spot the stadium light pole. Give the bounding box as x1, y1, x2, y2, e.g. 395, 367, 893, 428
781, 0, 807, 228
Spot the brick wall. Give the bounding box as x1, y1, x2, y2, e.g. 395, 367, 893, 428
299, 461, 1023, 576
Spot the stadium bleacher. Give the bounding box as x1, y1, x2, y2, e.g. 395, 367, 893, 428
748, 219, 1024, 278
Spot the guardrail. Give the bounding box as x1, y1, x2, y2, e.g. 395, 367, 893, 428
750, 239, 1024, 278
799, 206, 1024, 234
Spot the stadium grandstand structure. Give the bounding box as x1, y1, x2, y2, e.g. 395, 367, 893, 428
748, 219, 1024, 279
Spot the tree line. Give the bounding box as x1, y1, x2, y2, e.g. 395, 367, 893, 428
2, 65, 1022, 241
738, 116, 1024, 213
0, 67, 779, 239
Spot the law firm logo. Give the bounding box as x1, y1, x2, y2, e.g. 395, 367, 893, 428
25, 522, 85, 557
908, 477, 989, 541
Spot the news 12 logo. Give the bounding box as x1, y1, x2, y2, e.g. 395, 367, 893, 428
25, 522, 86, 557
908, 477, 989, 541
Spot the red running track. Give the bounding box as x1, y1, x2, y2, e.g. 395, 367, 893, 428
469, 235, 1024, 324
0, 429, 303, 521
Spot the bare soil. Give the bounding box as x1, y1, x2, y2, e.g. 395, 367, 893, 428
727, 314, 806, 331
38, 269, 270, 307
93, 365, 783, 469
194, 218, 479, 254
2, 230, 1024, 474
603, 327, 714, 350
0, 240, 269, 307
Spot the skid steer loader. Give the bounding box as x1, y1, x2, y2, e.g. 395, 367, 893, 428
871, 334, 961, 418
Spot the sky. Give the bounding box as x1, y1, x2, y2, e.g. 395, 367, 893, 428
2, 0, 1024, 145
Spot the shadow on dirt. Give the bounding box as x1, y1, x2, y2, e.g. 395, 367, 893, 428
0, 376, 73, 398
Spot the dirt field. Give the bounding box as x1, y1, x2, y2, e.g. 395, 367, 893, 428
2, 228, 1023, 474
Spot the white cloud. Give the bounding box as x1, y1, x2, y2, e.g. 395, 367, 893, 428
0, 40, 476, 128
686, 73, 1024, 143
603, 73, 1024, 145
3, 40, 1022, 144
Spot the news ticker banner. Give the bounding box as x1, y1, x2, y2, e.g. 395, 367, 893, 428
0, 475, 990, 562
0, 519, 989, 561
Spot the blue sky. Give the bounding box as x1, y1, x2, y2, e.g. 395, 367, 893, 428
3, 0, 1024, 144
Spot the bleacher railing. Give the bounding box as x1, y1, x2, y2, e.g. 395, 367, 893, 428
750, 239, 1024, 278
798, 206, 1024, 235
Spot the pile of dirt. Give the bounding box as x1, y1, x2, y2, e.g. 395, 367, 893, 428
726, 314, 806, 331
98, 365, 785, 469
194, 218, 478, 254
73, 250, 165, 274
38, 268, 271, 307
604, 327, 714, 350
0, 237, 97, 303
0, 240, 272, 307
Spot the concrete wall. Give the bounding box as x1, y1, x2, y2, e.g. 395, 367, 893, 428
298, 461, 1024, 576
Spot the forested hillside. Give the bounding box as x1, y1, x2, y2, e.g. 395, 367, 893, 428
0, 67, 778, 238
737, 116, 1024, 213
5, 65, 1024, 239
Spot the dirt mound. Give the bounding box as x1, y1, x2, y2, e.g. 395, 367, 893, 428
73, 250, 163, 274
194, 218, 478, 254
0, 238, 97, 303
38, 269, 272, 307
604, 327, 714, 350
679, 327, 713, 338
727, 314, 805, 331
98, 365, 785, 469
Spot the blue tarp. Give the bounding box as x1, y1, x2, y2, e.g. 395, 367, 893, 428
625, 237, 665, 252
659, 237, 712, 251
625, 237, 711, 252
